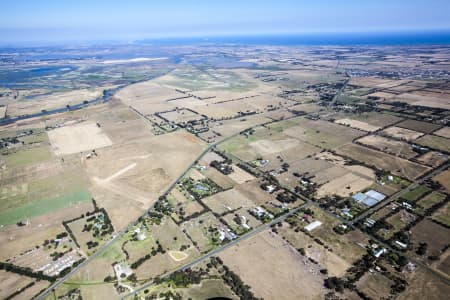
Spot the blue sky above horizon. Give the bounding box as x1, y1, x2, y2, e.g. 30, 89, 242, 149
1, 0, 450, 45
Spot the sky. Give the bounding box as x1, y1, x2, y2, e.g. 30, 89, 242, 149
1, 0, 450, 45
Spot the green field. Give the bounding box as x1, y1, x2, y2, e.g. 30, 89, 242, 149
417, 192, 446, 209
432, 202, 450, 227
0, 189, 91, 225
3, 144, 51, 169
401, 185, 431, 202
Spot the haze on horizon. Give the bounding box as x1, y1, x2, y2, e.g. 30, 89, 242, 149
1, 0, 450, 45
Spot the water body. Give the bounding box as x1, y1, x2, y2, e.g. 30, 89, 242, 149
138, 30, 450, 46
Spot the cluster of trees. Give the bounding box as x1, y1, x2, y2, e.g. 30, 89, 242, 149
86, 241, 99, 249
221, 268, 259, 300
276, 191, 298, 203
210, 160, 233, 175
0, 262, 56, 281
154, 196, 174, 216
167, 269, 202, 287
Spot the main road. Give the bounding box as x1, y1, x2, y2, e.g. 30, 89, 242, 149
36, 110, 304, 299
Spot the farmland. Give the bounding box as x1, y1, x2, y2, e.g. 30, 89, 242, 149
1, 42, 450, 300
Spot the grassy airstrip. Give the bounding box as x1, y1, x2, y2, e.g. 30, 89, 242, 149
0, 189, 91, 225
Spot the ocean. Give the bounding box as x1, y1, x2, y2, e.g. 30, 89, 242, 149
138, 31, 450, 46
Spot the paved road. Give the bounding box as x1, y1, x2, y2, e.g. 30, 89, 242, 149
37, 127, 239, 299
122, 201, 312, 299
37, 112, 304, 299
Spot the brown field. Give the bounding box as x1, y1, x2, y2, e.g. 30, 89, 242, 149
234, 179, 274, 206
227, 164, 255, 184
432, 201, 450, 227
278, 224, 350, 276
335, 118, 381, 132
434, 127, 450, 139
100, 117, 154, 145
249, 138, 300, 155
159, 109, 202, 123
366, 91, 397, 99
416, 151, 448, 167
48, 121, 113, 156
0, 202, 93, 260
336, 143, 430, 180
315, 172, 373, 198
283, 118, 365, 149
180, 212, 223, 253
219, 230, 325, 300
433, 169, 450, 193
411, 219, 450, 257
202, 167, 235, 190
398, 267, 450, 300
200, 151, 225, 165
211, 115, 272, 137
6, 88, 103, 117
115, 80, 184, 114
349, 77, 406, 88
349, 112, 403, 128
357, 135, 418, 159
396, 119, 441, 134
357, 272, 394, 300
391, 92, 450, 110
202, 188, 256, 215
0, 270, 36, 299
308, 206, 368, 264
416, 134, 450, 153
381, 126, 424, 141
86, 130, 206, 210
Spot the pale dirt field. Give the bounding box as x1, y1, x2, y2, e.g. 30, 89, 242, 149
48, 121, 113, 155
434, 127, 450, 139
219, 230, 325, 300
357, 134, 418, 159
336, 143, 431, 181
6, 88, 103, 117
381, 126, 425, 141
315, 172, 373, 198
249, 138, 300, 155
335, 118, 381, 132
227, 164, 255, 184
